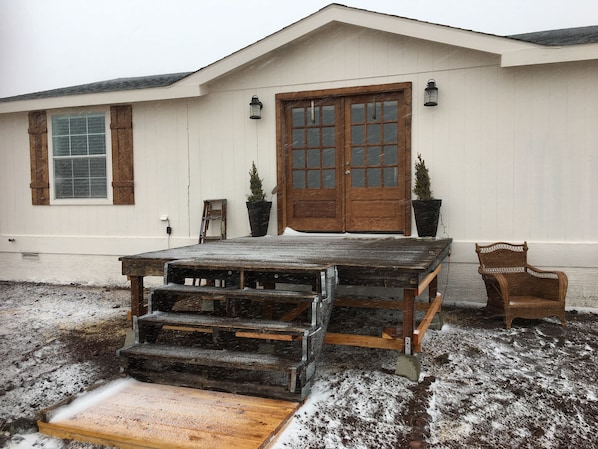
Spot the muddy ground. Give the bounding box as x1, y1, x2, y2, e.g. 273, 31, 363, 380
1, 281, 597, 448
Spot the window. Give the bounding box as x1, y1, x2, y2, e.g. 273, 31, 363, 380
51, 112, 109, 200
28, 105, 135, 206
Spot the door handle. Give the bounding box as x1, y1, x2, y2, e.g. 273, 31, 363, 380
345, 170, 351, 175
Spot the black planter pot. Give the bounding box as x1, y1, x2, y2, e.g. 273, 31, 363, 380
246, 200, 272, 237
412, 199, 442, 237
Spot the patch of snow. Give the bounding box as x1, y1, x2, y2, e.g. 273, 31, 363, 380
4, 433, 63, 449
49, 378, 135, 423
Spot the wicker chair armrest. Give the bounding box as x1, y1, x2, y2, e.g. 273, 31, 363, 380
525, 265, 568, 301
478, 269, 510, 302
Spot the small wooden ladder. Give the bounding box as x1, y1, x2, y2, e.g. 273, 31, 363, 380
199, 199, 227, 244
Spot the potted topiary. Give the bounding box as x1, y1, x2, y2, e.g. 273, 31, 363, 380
412, 153, 442, 237
246, 161, 272, 237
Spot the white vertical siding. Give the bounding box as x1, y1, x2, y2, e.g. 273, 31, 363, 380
0, 22, 596, 305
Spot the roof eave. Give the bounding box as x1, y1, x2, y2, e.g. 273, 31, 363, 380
501, 43, 598, 67
0, 84, 202, 114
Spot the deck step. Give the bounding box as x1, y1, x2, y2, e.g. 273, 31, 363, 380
151, 284, 318, 306
138, 312, 313, 336
119, 343, 304, 372
119, 262, 336, 401
125, 369, 312, 402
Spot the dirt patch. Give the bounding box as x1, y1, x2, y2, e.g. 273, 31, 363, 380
0, 282, 128, 448
1, 281, 597, 448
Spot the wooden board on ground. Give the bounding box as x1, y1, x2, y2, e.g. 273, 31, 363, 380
38, 378, 299, 449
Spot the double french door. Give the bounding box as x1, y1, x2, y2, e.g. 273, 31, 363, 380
277, 83, 412, 234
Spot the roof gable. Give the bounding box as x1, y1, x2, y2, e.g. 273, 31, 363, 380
179, 3, 531, 92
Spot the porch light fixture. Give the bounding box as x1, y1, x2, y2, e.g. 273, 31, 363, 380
424, 80, 438, 107
249, 95, 263, 119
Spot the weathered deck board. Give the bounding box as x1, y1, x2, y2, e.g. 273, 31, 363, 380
39, 379, 299, 449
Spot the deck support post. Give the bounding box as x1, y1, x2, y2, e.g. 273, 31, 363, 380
402, 287, 416, 353
130, 276, 145, 327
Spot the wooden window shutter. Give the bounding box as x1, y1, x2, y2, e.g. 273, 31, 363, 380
110, 105, 135, 205
28, 111, 50, 205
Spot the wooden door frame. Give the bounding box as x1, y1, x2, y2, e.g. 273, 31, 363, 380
275, 82, 412, 235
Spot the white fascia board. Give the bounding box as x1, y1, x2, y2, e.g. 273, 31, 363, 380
329, 6, 530, 55
501, 43, 598, 67
0, 84, 201, 114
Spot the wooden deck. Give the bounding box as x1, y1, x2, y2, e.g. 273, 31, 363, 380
39, 379, 299, 449
120, 235, 452, 354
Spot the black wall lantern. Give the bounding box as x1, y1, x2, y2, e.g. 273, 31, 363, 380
249, 95, 263, 119
424, 80, 438, 107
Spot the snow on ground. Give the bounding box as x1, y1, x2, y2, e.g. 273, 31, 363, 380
1, 281, 597, 449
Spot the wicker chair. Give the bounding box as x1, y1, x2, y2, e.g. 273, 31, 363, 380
475, 242, 567, 329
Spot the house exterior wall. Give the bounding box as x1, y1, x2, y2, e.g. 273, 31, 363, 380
0, 22, 596, 306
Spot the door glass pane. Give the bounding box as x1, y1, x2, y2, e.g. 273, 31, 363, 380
349, 97, 402, 189
351, 125, 364, 145
367, 124, 380, 144
307, 128, 320, 147
307, 149, 320, 168
383, 100, 398, 121
352, 168, 365, 187
293, 170, 305, 189
383, 123, 397, 143
307, 170, 320, 188
292, 108, 304, 127
367, 102, 381, 122
322, 127, 335, 147
289, 103, 337, 193
352, 147, 364, 166
323, 169, 335, 188
322, 106, 335, 125
310, 107, 320, 126
384, 167, 398, 186
367, 168, 381, 187
384, 145, 398, 165
351, 104, 364, 123
367, 146, 381, 166
322, 148, 335, 167
292, 150, 305, 168
292, 129, 304, 147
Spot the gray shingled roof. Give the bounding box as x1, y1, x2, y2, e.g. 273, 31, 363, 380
0, 72, 193, 103
2, 22, 597, 104
509, 25, 598, 46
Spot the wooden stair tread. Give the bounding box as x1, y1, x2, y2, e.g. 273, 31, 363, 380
119, 343, 304, 371
154, 284, 318, 302
139, 311, 313, 335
